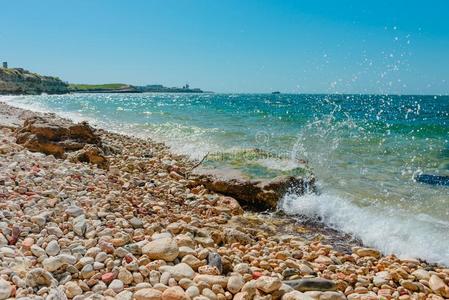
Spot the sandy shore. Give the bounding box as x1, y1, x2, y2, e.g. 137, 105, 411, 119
0, 101, 448, 300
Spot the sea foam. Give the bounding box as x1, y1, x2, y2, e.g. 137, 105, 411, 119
280, 190, 449, 265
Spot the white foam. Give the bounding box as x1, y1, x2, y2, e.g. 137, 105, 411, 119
281, 191, 449, 265
257, 158, 302, 171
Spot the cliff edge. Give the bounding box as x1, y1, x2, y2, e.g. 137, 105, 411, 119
0, 68, 69, 95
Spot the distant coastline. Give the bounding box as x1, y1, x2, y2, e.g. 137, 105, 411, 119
0, 66, 207, 95
69, 83, 206, 94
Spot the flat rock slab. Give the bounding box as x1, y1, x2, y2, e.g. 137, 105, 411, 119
190, 166, 315, 210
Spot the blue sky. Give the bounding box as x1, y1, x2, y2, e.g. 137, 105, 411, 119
1, 0, 448, 94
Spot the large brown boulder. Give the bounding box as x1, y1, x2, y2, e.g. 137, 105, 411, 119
16, 116, 107, 168
189, 168, 315, 210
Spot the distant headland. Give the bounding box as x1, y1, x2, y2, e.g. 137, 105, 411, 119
69, 83, 205, 94
0, 64, 207, 95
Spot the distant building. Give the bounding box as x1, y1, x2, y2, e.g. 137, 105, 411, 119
183, 83, 190, 89
2, 62, 7, 68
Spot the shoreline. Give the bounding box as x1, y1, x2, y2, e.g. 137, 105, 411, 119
0, 99, 448, 299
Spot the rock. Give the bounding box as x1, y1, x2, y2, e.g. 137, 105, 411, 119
284, 278, 337, 292
305, 291, 346, 300
31, 244, 47, 257
116, 290, 133, 300
201, 288, 217, 300
16, 116, 101, 158
135, 288, 163, 300
227, 275, 244, 294
373, 271, 390, 287
193, 275, 228, 288
65, 205, 84, 217
181, 254, 203, 270
26, 268, 56, 287
186, 286, 200, 298
42, 254, 77, 272
207, 252, 223, 274
142, 237, 179, 261
67, 144, 109, 169
130, 217, 144, 229
412, 269, 430, 281
429, 275, 449, 297
47, 286, 68, 300
64, 281, 83, 298
159, 263, 195, 281
216, 196, 243, 215
45, 240, 60, 256
355, 248, 381, 258
224, 228, 253, 245
102, 272, 115, 284
198, 265, 220, 275
109, 279, 124, 293
282, 291, 314, 300
72, 215, 87, 236
256, 276, 282, 293
118, 268, 134, 284
162, 286, 190, 300
0, 279, 11, 300
233, 292, 249, 300
233, 263, 252, 275
190, 170, 315, 210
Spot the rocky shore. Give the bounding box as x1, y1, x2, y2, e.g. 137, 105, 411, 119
0, 69, 69, 95
0, 101, 448, 300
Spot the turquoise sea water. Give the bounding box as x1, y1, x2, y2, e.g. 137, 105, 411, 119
4, 93, 449, 264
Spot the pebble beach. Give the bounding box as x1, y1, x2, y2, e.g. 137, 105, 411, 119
0, 101, 448, 300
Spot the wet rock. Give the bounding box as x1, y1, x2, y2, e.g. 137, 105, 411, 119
142, 237, 179, 261
190, 170, 315, 210
284, 278, 337, 292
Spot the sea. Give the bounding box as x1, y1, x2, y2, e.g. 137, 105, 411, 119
3, 93, 449, 265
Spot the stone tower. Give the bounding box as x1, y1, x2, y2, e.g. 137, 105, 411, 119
2, 62, 7, 68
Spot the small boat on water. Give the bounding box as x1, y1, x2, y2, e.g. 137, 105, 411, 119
415, 174, 449, 186
271, 91, 281, 94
